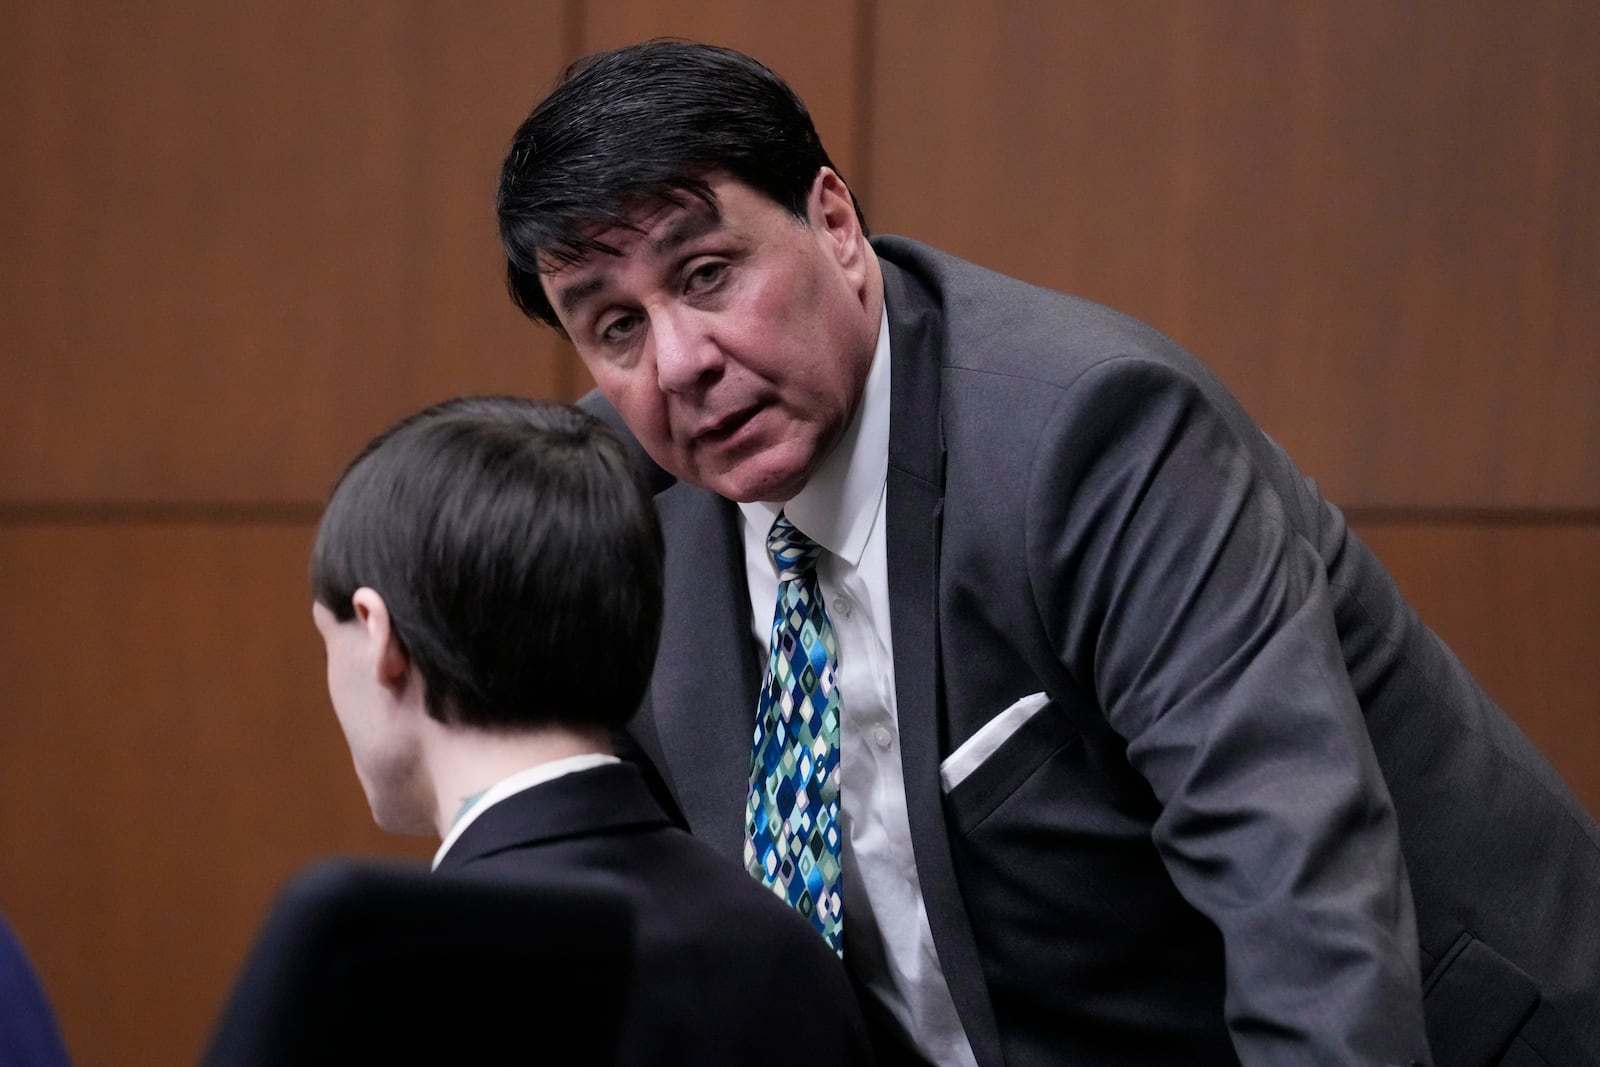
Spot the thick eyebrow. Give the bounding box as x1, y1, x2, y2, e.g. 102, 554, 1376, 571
651, 210, 721, 255
553, 206, 724, 319
555, 276, 607, 319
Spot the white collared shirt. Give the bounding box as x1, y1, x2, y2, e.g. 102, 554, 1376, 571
738, 310, 978, 1067
431, 753, 620, 870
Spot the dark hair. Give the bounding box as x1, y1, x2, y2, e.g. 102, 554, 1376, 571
497, 38, 867, 330
310, 396, 663, 732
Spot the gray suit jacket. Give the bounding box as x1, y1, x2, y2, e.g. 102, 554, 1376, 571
600, 237, 1600, 1067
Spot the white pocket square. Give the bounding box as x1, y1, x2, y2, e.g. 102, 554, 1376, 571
939, 692, 1051, 793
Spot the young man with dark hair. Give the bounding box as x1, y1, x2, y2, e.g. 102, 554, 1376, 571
495, 40, 1600, 1067
307, 395, 873, 1065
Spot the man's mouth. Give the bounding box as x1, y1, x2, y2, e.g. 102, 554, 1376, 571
693, 405, 761, 446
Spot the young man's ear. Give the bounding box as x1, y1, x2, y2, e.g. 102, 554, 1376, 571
350, 587, 413, 696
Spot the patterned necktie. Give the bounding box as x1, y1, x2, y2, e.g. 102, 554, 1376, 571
745, 511, 844, 956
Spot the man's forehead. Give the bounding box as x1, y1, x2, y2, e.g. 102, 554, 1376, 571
542, 190, 725, 276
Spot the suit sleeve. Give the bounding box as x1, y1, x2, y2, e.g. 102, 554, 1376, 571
1024, 355, 1430, 1065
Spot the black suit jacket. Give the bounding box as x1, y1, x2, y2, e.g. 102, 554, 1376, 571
435, 761, 875, 1066
596, 237, 1600, 1067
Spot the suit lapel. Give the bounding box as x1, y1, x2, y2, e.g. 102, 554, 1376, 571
633, 482, 760, 864
880, 254, 1004, 1067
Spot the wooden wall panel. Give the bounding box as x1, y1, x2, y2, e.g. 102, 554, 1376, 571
1353, 520, 1600, 818
1, 5, 1595, 1067
0, 525, 431, 1067
869, 0, 1600, 509
0, 1, 577, 506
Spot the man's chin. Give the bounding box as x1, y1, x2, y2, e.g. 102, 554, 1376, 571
699, 459, 811, 504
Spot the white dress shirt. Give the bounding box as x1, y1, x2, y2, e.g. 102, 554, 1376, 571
738, 311, 978, 1067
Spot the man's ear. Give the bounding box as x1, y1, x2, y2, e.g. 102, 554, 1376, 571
350, 587, 412, 696
810, 167, 869, 279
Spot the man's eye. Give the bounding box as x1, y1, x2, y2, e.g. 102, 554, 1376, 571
600, 314, 641, 344
685, 261, 727, 292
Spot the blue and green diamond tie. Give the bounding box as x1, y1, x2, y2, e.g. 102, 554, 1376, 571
745, 511, 844, 956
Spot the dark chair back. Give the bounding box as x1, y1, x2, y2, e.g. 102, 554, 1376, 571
200, 858, 636, 1066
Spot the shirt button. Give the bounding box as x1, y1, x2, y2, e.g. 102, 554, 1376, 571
833, 595, 854, 618
872, 725, 894, 750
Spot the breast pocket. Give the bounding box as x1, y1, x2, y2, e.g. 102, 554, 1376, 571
939, 692, 1182, 934
941, 692, 1060, 821
937, 690, 1231, 1049
1422, 931, 1542, 1067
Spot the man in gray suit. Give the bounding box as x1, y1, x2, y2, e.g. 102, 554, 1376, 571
495, 40, 1600, 1067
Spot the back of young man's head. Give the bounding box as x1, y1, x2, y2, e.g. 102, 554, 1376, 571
310, 396, 663, 733
497, 37, 866, 331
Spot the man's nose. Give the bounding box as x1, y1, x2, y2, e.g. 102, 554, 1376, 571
650, 309, 722, 394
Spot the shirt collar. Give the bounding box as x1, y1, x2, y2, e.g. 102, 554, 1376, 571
431, 752, 620, 870
739, 306, 891, 566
